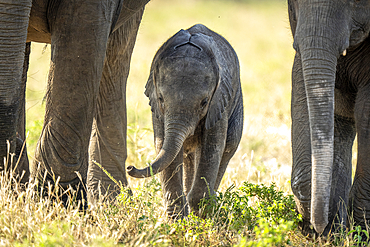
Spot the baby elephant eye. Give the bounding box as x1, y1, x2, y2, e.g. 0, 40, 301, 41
200, 98, 208, 109
158, 96, 164, 103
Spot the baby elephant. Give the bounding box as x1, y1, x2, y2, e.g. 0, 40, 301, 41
127, 24, 243, 218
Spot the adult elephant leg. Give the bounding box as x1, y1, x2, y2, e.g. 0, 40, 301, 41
87, 9, 144, 201
0, 0, 31, 171
330, 114, 355, 231
329, 79, 356, 231
350, 83, 370, 230
31, 0, 116, 195
14, 42, 31, 183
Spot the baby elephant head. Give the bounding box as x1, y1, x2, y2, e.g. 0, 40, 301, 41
127, 28, 233, 178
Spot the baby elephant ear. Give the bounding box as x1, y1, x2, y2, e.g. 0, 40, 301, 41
205, 65, 233, 129
144, 29, 193, 118
144, 70, 160, 118
198, 35, 233, 130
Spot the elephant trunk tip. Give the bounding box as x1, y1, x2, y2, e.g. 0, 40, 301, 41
126, 165, 151, 178
311, 209, 328, 235
312, 221, 327, 235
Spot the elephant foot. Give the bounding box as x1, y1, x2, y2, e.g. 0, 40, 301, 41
350, 180, 370, 243
166, 205, 187, 221
59, 179, 88, 210
349, 213, 370, 243
31, 164, 88, 210
165, 194, 188, 220
298, 217, 319, 238
86, 164, 130, 204
1, 136, 30, 185
87, 181, 128, 204
13, 136, 30, 184
187, 191, 217, 218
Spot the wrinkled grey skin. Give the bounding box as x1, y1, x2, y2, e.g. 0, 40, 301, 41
0, 0, 150, 200
127, 24, 243, 217
288, 0, 370, 236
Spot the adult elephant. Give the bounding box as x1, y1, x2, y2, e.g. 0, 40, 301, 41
288, 0, 370, 235
0, 0, 150, 200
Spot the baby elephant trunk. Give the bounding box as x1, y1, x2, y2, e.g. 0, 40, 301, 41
127, 120, 190, 178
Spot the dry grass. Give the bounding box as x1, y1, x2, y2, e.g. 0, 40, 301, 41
6, 0, 360, 246
0, 170, 162, 246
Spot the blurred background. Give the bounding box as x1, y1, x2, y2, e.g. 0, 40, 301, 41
26, 0, 296, 193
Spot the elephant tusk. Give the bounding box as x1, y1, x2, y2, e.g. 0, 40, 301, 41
342, 49, 347, 56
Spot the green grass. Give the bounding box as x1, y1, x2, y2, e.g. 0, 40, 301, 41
14, 0, 362, 245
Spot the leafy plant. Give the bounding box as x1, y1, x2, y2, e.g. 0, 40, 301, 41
237, 218, 294, 247
348, 225, 370, 247
199, 182, 299, 233
177, 182, 299, 246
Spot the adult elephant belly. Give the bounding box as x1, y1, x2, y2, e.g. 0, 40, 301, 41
27, 0, 51, 43
26, 0, 151, 43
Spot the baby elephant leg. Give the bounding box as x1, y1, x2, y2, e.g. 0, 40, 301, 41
151, 115, 186, 219
215, 103, 243, 190
187, 140, 225, 214
160, 150, 187, 219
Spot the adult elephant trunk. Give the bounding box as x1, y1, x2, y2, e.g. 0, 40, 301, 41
300, 42, 337, 234
294, 2, 349, 234
127, 118, 191, 178
0, 1, 32, 162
